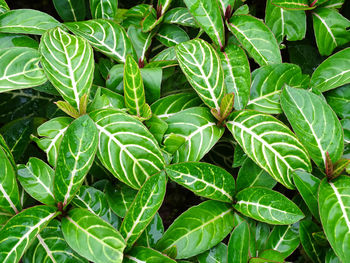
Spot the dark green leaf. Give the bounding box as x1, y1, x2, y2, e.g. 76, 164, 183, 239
137, 213, 164, 248
124, 246, 176, 262
299, 220, 325, 263
227, 221, 250, 263
53, 0, 86, 22
90, 0, 117, 19
197, 242, 227, 263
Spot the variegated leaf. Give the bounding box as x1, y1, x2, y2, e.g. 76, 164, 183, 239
235, 187, 304, 225
52, 0, 86, 22
0, 205, 58, 263
175, 39, 225, 112
0, 47, 47, 92
281, 85, 343, 168
165, 162, 235, 203
17, 157, 55, 205
40, 27, 94, 110
319, 176, 350, 262
23, 220, 88, 263
0, 9, 60, 35
151, 92, 202, 120
124, 246, 176, 263
0, 145, 20, 214
226, 110, 311, 189
227, 15, 282, 66
32, 117, 72, 167
90, 0, 118, 19
120, 172, 167, 249
54, 115, 98, 207
247, 63, 308, 114
183, 0, 225, 47
164, 107, 224, 162
65, 19, 136, 63
62, 208, 126, 263
90, 108, 165, 189
156, 200, 234, 259
163, 7, 198, 28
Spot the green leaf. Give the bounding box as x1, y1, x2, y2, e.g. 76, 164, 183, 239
127, 25, 153, 62
164, 107, 225, 162
227, 15, 282, 66
312, 7, 350, 56
175, 39, 225, 112
271, 0, 312, 10
151, 93, 202, 120
54, 115, 98, 207
197, 242, 227, 263
0, 9, 60, 35
39, 27, 94, 110
236, 158, 276, 192
106, 182, 138, 218
325, 248, 341, 263
0, 33, 39, 49
137, 213, 164, 248
120, 172, 167, 249
250, 250, 285, 263
62, 208, 126, 263
55, 100, 80, 118
0, 47, 47, 92
265, 0, 306, 43
281, 85, 344, 168
218, 44, 250, 110
90, 108, 165, 189
265, 224, 300, 257
227, 221, 250, 263
299, 220, 325, 263
293, 170, 321, 220
325, 84, 350, 119
65, 19, 135, 63
32, 117, 72, 167
163, 7, 198, 28
140, 67, 162, 104
156, 24, 190, 47
0, 134, 15, 170
310, 47, 350, 92
72, 186, 118, 226
124, 246, 176, 263
318, 176, 350, 262
0, 205, 58, 263
53, 0, 86, 22
17, 157, 55, 205
156, 200, 234, 259
234, 187, 304, 224
226, 110, 311, 189
183, 0, 225, 47
90, 0, 118, 19
0, 0, 9, 14
0, 145, 20, 214
247, 63, 307, 114
142, 7, 163, 33
165, 162, 235, 203
124, 54, 149, 118
158, 0, 172, 15
23, 220, 88, 263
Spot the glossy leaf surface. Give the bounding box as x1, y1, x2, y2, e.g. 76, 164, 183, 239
175, 39, 225, 112
137, 213, 164, 248
54, 115, 98, 206
62, 208, 126, 263
0, 205, 58, 263
65, 19, 135, 63
156, 200, 234, 259
235, 187, 304, 224
90, 108, 165, 189
227, 221, 250, 263
17, 157, 55, 205
227, 110, 311, 189
299, 220, 325, 263
0, 47, 47, 92
124, 246, 176, 263
164, 107, 224, 163
120, 172, 167, 248
183, 0, 225, 47
90, 0, 117, 19
227, 15, 282, 66
165, 162, 235, 202
0, 9, 60, 35
40, 27, 94, 110
53, 0, 86, 22
281, 85, 343, 168
319, 176, 350, 262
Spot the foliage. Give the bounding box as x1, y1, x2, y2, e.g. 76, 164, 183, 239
0, 0, 349, 262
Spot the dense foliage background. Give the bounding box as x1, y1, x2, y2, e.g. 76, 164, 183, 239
0, 0, 349, 262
